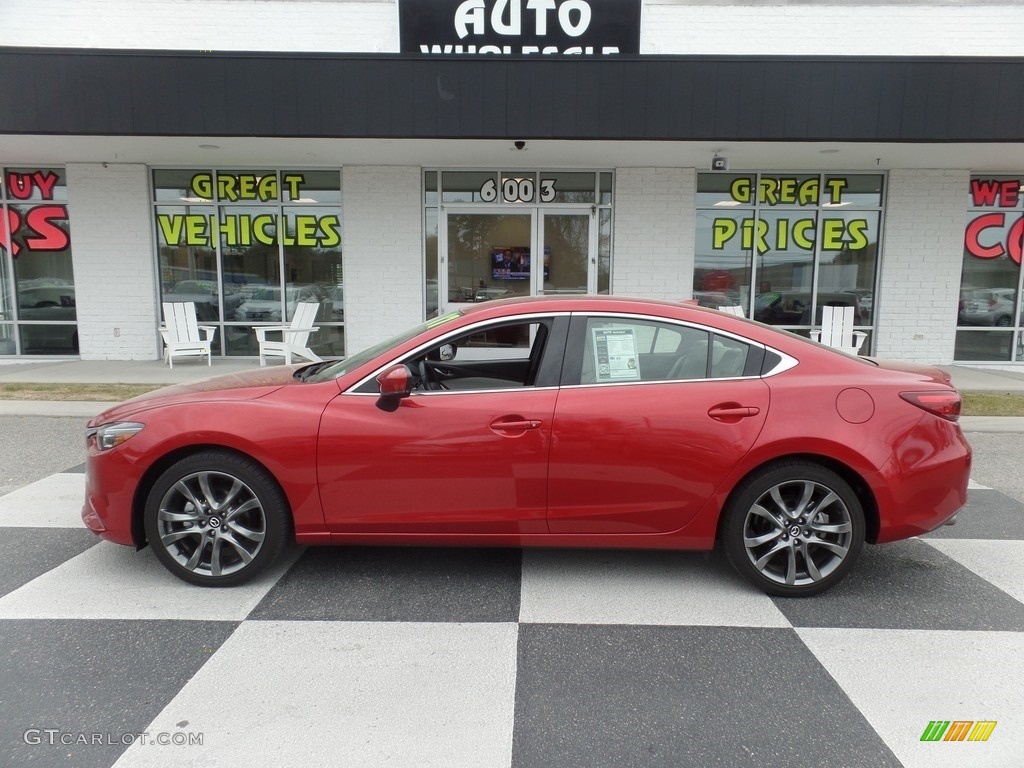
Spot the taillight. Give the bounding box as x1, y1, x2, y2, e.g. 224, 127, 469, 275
900, 391, 962, 421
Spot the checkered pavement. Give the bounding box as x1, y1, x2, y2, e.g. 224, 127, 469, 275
0, 466, 1021, 768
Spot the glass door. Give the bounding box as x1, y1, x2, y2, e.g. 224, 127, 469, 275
537, 209, 595, 296
441, 209, 536, 312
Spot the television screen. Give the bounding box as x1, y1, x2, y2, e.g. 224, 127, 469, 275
492, 247, 531, 281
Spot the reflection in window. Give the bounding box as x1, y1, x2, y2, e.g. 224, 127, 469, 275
2, 167, 77, 356
694, 173, 882, 351
154, 169, 344, 359
956, 174, 1024, 361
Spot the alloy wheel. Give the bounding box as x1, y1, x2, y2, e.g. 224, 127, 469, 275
155, 469, 267, 579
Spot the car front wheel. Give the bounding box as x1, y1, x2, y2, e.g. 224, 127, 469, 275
722, 461, 865, 597
143, 451, 291, 586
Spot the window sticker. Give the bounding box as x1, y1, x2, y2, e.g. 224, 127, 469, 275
592, 327, 641, 382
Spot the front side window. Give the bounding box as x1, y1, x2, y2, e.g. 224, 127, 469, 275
409, 320, 553, 392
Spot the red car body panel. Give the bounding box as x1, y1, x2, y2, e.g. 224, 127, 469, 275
83, 296, 971, 560
546, 379, 770, 534
317, 388, 557, 534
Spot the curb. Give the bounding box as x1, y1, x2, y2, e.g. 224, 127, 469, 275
0, 401, 119, 418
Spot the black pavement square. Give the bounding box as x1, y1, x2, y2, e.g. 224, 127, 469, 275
0, 528, 98, 598
773, 538, 1024, 631
248, 546, 522, 622
0, 619, 237, 768
511, 624, 900, 768
922, 488, 1024, 540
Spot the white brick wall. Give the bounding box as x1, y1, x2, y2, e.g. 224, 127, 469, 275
643, 3, 1024, 56
341, 166, 423, 354
0, 1, 396, 51
613, 168, 695, 300
2, 1, 1020, 56
66, 163, 160, 360
875, 169, 967, 363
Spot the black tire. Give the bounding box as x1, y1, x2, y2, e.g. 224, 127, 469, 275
721, 461, 865, 597
143, 450, 291, 587
995, 315, 1012, 327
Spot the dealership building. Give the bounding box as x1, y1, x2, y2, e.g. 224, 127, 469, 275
1, 0, 1023, 365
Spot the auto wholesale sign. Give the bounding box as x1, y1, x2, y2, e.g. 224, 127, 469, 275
399, 0, 641, 56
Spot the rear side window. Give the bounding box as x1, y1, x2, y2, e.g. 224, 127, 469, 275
710, 335, 751, 379
578, 317, 710, 383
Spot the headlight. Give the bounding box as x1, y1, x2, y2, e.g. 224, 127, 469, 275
87, 422, 144, 451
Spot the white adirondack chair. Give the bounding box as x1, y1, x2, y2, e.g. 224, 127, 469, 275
255, 301, 323, 366
160, 302, 216, 368
811, 305, 867, 356
718, 304, 746, 317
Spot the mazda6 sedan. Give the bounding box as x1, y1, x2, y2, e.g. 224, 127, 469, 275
83, 296, 971, 597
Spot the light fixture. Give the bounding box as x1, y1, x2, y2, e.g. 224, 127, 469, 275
513, 140, 527, 151
711, 154, 728, 171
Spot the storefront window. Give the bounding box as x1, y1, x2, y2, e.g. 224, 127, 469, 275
695, 173, 882, 351
0, 167, 76, 356
956, 175, 1024, 362
154, 169, 343, 358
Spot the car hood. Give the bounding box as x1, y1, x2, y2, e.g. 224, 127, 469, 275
88, 366, 307, 425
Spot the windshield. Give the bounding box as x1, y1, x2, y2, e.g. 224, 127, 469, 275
304, 310, 463, 382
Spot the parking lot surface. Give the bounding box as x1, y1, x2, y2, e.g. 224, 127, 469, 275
0, 417, 1021, 768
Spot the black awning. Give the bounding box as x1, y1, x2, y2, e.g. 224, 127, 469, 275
1, 48, 1022, 142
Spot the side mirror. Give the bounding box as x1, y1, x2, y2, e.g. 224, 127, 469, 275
438, 342, 456, 361
375, 364, 413, 411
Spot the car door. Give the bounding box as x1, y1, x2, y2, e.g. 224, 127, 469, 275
546, 313, 770, 535
317, 316, 568, 535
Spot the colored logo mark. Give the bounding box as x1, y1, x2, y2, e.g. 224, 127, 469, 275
920, 721, 997, 742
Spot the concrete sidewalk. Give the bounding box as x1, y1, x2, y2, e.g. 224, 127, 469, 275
1, 357, 1024, 430
0, 358, 263, 418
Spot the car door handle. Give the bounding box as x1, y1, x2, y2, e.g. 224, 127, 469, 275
708, 404, 761, 420
490, 417, 543, 434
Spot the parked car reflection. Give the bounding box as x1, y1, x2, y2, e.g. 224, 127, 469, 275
234, 285, 324, 322
958, 288, 1017, 327
754, 290, 861, 326
17, 281, 79, 353
166, 280, 243, 321
328, 285, 344, 321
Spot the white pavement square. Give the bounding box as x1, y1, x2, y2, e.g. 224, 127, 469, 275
519, 549, 791, 627
112, 621, 519, 768
797, 628, 1024, 768
0, 542, 303, 622
925, 539, 1024, 604
0, 472, 85, 527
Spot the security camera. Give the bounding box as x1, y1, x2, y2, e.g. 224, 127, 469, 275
711, 155, 729, 171
514, 140, 526, 151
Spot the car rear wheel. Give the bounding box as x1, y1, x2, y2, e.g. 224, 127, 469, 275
722, 461, 864, 597
143, 451, 291, 586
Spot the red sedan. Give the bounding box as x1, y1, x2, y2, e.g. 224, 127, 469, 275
82, 296, 971, 596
